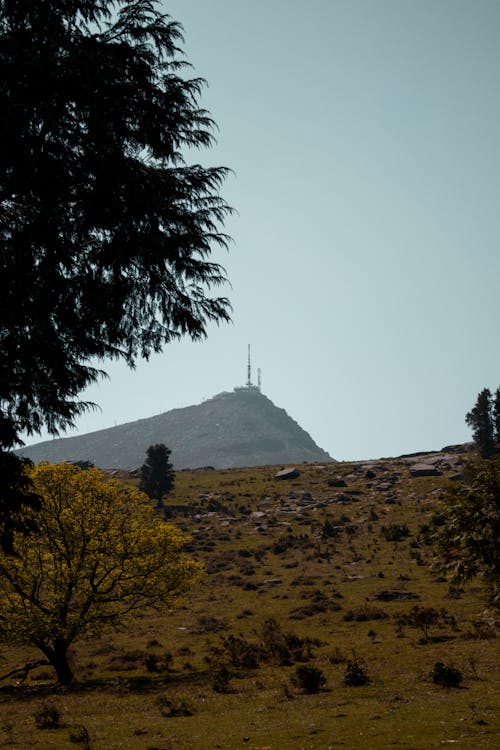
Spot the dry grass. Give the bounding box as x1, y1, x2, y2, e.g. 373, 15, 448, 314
1, 457, 499, 748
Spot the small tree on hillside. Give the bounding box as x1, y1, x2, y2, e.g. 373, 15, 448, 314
0, 463, 201, 684
435, 458, 500, 608
466, 388, 495, 458
140, 444, 175, 508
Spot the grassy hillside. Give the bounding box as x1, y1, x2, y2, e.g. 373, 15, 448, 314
1, 454, 498, 749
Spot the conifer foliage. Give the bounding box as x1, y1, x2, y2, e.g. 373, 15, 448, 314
466, 388, 499, 458
0, 1, 231, 543
139, 443, 175, 506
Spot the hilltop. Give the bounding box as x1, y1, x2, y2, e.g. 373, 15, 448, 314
16, 387, 334, 469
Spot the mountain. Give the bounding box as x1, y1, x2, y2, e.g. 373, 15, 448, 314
16, 387, 335, 470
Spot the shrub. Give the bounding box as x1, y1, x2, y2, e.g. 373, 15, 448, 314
34, 703, 61, 730
381, 524, 410, 542
258, 618, 315, 665
343, 605, 388, 622
144, 652, 173, 673
321, 520, 341, 539
211, 665, 232, 693
329, 647, 346, 664
69, 724, 91, 748
191, 615, 229, 634
291, 665, 326, 693
156, 695, 194, 717
272, 533, 310, 554
220, 634, 260, 669
395, 606, 453, 643
430, 662, 463, 688
343, 656, 370, 686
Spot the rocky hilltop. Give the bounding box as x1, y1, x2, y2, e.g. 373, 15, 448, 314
17, 387, 334, 470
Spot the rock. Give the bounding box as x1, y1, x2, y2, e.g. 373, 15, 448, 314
449, 472, 464, 481
328, 477, 347, 487
409, 463, 443, 477
336, 493, 357, 503
365, 469, 376, 479
275, 467, 300, 480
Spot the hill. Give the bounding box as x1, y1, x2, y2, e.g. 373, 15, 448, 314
1, 451, 498, 749
16, 387, 334, 469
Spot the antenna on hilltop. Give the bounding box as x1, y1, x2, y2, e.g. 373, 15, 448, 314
246, 344, 252, 387
258, 368, 261, 392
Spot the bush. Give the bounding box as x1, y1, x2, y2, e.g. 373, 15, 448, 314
34, 703, 61, 730
381, 524, 410, 542
430, 662, 463, 688
220, 634, 260, 669
343, 605, 388, 622
395, 606, 454, 643
291, 665, 326, 693
144, 652, 173, 673
258, 618, 315, 665
69, 724, 91, 748
343, 656, 370, 686
211, 665, 232, 693
156, 695, 194, 717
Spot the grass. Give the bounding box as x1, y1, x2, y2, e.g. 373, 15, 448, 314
0, 456, 498, 748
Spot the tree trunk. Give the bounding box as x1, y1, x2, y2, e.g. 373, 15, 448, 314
38, 640, 74, 685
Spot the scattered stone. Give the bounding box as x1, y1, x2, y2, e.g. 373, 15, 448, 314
336, 493, 358, 504
375, 482, 393, 491
409, 463, 443, 478
365, 469, 376, 479
261, 578, 283, 587
449, 473, 464, 481
275, 467, 301, 480
328, 477, 347, 487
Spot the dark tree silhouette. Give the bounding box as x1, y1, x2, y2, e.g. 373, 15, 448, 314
0, 1, 231, 544
493, 388, 500, 445
139, 444, 175, 507
466, 388, 495, 458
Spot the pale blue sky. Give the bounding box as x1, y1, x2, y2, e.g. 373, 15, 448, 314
25, 0, 500, 460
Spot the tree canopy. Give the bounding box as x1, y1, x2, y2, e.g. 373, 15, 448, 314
139, 443, 175, 506
466, 388, 495, 458
435, 458, 500, 608
0, 462, 202, 683
0, 0, 231, 541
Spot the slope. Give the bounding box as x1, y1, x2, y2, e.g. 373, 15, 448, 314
16, 388, 334, 469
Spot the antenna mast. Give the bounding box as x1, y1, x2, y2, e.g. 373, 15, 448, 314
246, 344, 252, 387
258, 368, 261, 392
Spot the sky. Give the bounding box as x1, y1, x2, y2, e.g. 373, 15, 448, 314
24, 0, 500, 461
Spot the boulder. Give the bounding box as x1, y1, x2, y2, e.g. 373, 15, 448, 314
275, 467, 300, 480
409, 463, 443, 478
328, 477, 347, 487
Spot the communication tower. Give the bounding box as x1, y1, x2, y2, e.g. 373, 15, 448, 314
246, 344, 252, 387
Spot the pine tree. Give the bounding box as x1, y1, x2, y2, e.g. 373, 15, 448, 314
493, 388, 500, 445
0, 1, 231, 544
466, 388, 495, 458
139, 444, 175, 507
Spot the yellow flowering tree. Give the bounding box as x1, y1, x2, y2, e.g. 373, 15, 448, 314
0, 463, 202, 684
